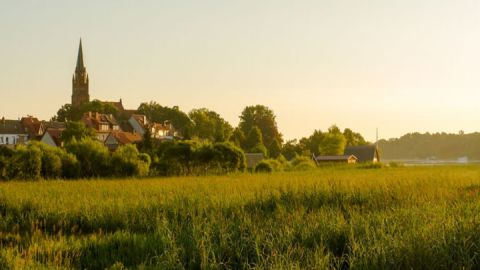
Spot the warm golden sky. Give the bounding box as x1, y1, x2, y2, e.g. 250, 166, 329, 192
1, 1, 479, 141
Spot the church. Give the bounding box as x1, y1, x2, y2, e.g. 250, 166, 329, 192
71, 39, 125, 111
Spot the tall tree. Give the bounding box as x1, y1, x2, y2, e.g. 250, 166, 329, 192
244, 126, 267, 156
343, 128, 367, 146
189, 108, 233, 142
238, 105, 282, 148
319, 133, 346, 155
61, 121, 97, 143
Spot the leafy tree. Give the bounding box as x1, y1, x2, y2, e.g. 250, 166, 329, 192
54, 100, 119, 121
238, 105, 282, 148
137, 102, 193, 139
65, 138, 111, 178
138, 127, 154, 154
244, 126, 264, 150
229, 128, 245, 148
304, 130, 325, 155
7, 144, 42, 180
189, 108, 233, 142
319, 132, 346, 155
61, 121, 97, 143
268, 138, 282, 158
111, 144, 150, 177
212, 142, 246, 172
343, 128, 367, 146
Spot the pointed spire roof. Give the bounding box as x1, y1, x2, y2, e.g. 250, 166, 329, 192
75, 39, 85, 72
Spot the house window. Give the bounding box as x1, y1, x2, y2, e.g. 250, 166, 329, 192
6, 137, 9, 144
0, 137, 3, 144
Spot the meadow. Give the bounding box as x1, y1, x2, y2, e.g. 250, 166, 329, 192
1, 165, 480, 269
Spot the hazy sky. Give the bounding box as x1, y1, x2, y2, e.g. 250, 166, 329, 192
1, 1, 480, 141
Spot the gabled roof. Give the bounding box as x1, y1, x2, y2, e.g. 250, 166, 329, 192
344, 145, 380, 162
43, 128, 64, 147
0, 119, 26, 134
107, 131, 142, 145
131, 114, 148, 127
82, 112, 119, 129
43, 121, 66, 129
21, 116, 44, 137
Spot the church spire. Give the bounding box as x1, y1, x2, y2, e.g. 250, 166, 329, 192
76, 39, 85, 72
72, 38, 89, 107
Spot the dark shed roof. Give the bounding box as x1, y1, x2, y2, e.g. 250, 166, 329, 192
344, 145, 380, 163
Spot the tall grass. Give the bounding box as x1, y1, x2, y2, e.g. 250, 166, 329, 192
1, 166, 480, 269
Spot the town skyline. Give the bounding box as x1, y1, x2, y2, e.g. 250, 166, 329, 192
2, 1, 480, 142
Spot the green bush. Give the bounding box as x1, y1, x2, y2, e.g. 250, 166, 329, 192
7, 144, 42, 180
65, 138, 111, 178
255, 159, 283, 173
111, 144, 150, 177
255, 161, 274, 173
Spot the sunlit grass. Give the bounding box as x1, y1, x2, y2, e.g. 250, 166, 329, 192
1, 166, 480, 269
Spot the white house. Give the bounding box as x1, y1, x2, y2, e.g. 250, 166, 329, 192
0, 118, 29, 147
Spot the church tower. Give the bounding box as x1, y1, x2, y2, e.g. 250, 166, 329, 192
71, 39, 90, 107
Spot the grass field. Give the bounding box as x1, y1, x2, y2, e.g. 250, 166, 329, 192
1, 166, 480, 269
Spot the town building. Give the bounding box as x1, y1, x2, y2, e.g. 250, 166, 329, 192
0, 118, 29, 147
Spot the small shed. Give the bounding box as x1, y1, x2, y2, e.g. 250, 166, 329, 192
344, 145, 380, 163
313, 154, 358, 164
245, 153, 264, 169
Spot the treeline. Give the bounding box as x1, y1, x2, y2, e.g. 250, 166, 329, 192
54, 102, 368, 160
0, 139, 246, 180
378, 132, 480, 160
0, 102, 371, 180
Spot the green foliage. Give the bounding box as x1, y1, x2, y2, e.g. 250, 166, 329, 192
343, 128, 367, 146
153, 141, 245, 176
244, 126, 263, 150
111, 144, 151, 177
238, 105, 283, 148
137, 101, 193, 139
1, 167, 480, 268
61, 121, 97, 143
254, 160, 274, 173
65, 138, 111, 178
54, 100, 119, 121
7, 144, 42, 180
319, 132, 346, 156
281, 139, 303, 160
189, 108, 233, 142
268, 138, 282, 158
255, 159, 283, 173
229, 128, 245, 148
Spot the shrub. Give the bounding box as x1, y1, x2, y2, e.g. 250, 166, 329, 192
255, 159, 283, 173
212, 142, 246, 173
255, 161, 274, 173
7, 144, 42, 180
111, 144, 150, 177
65, 138, 111, 178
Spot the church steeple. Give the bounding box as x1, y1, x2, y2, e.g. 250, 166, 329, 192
76, 39, 85, 72
72, 39, 90, 107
